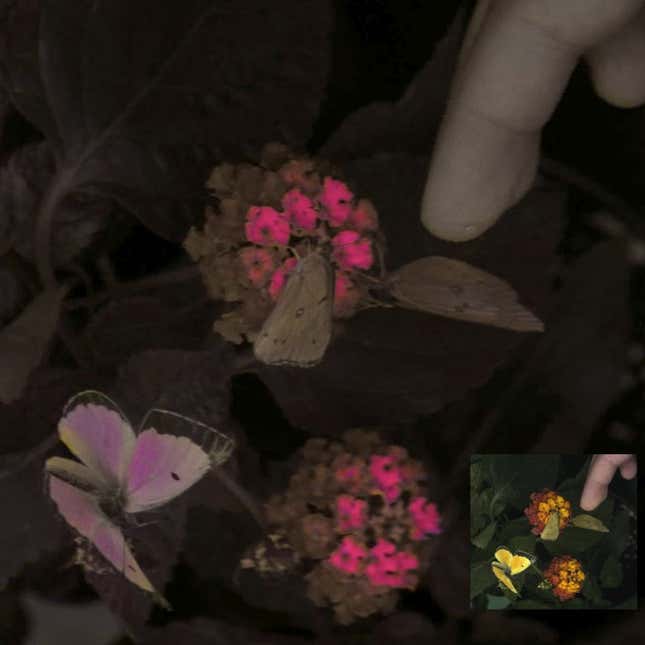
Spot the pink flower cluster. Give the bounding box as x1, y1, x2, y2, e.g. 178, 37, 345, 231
409, 497, 442, 540
329, 537, 418, 589
237, 170, 380, 319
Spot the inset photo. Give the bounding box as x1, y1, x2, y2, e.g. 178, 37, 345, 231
470, 454, 637, 610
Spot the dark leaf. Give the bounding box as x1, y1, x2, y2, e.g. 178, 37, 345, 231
2, 0, 332, 240
471, 521, 496, 550
470, 561, 496, 602
599, 554, 623, 589
571, 514, 610, 533
0, 285, 66, 404
320, 9, 466, 159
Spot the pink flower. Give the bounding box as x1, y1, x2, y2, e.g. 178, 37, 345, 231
319, 177, 354, 227
268, 257, 299, 301
333, 271, 361, 318
328, 536, 367, 574
409, 497, 442, 540
365, 539, 418, 588
336, 495, 367, 532
282, 188, 318, 231
346, 198, 379, 232
331, 230, 373, 271
369, 455, 403, 500
238, 246, 275, 287
245, 206, 290, 246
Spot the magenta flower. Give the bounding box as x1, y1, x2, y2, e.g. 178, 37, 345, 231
238, 246, 275, 287
333, 271, 361, 318
347, 198, 379, 232
365, 539, 418, 588
268, 257, 299, 301
320, 177, 354, 227
282, 188, 318, 231
336, 495, 367, 532
332, 230, 373, 271
370, 455, 403, 502
328, 536, 367, 574
245, 206, 291, 246
409, 497, 442, 540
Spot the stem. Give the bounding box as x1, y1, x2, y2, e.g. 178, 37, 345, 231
211, 467, 267, 530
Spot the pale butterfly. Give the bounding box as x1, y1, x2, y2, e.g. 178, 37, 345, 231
45, 390, 234, 605
540, 510, 560, 541
490, 546, 536, 596
253, 252, 334, 367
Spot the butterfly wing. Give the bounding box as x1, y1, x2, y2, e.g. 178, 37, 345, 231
508, 552, 535, 575
540, 510, 560, 541
254, 253, 334, 367
389, 256, 544, 332
493, 547, 515, 570
491, 561, 519, 595
48, 475, 154, 593
57, 391, 136, 488
124, 429, 211, 514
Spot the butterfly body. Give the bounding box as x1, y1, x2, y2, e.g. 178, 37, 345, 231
254, 252, 334, 367
490, 546, 535, 596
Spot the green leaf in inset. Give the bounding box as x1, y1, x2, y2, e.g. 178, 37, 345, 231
509, 534, 537, 554
543, 526, 605, 555
486, 594, 511, 610
599, 554, 623, 589
582, 575, 602, 603
470, 561, 496, 600
472, 521, 497, 550
571, 514, 610, 533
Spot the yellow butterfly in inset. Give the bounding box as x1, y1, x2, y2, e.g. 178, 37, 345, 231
491, 546, 535, 596
540, 511, 560, 541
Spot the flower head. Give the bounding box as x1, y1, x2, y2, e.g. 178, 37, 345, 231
268, 257, 299, 301
238, 246, 275, 287
543, 555, 585, 601
282, 188, 318, 231
524, 489, 572, 536
409, 497, 442, 540
320, 177, 354, 227
365, 539, 418, 588
336, 495, 367, 532
369, 455, 403, 503
245, 206, 290, 246
328, 536, 367, 574
332, 230, 373, 271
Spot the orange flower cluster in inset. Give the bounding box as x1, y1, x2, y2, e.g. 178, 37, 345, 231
543, 555, 585, 601
524, 489, 571, 535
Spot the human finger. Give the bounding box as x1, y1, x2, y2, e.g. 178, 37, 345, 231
580, 454, 634, 510
421, 0, 645, 242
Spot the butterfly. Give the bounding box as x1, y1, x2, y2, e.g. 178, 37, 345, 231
45, 391, 234, 605
540, 510, 560, 541
254, 252, 334, 367
490, 546, 535, 596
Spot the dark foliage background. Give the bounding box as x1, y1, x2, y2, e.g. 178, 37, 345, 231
0, 0, 643, 643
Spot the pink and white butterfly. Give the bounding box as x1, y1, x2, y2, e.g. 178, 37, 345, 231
45, 391, 234, 604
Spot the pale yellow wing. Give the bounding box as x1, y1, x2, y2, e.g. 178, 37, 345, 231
540, 511, 560, 541
254, 254, 333, 367
508, 553, 534, 575
491, 562, 519, 595
493, 547, 514, 570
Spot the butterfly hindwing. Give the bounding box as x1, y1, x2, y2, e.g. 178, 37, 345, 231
491, 561, 519, 595
254, 253, 334, 367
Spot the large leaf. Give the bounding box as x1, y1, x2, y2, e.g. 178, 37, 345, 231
571, 514, 610, 533
0, 286, 66, 404
1, 0, 332, 240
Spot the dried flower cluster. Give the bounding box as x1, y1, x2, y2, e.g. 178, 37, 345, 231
524, 489, 572, 535
183, 143, 384, 344
259, 429, 442, 624
543, 555, 586, 601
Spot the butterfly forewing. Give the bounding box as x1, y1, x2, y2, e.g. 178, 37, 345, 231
254, 253, 334, 367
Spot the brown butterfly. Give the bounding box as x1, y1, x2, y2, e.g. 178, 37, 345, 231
253, 253, 334, 367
